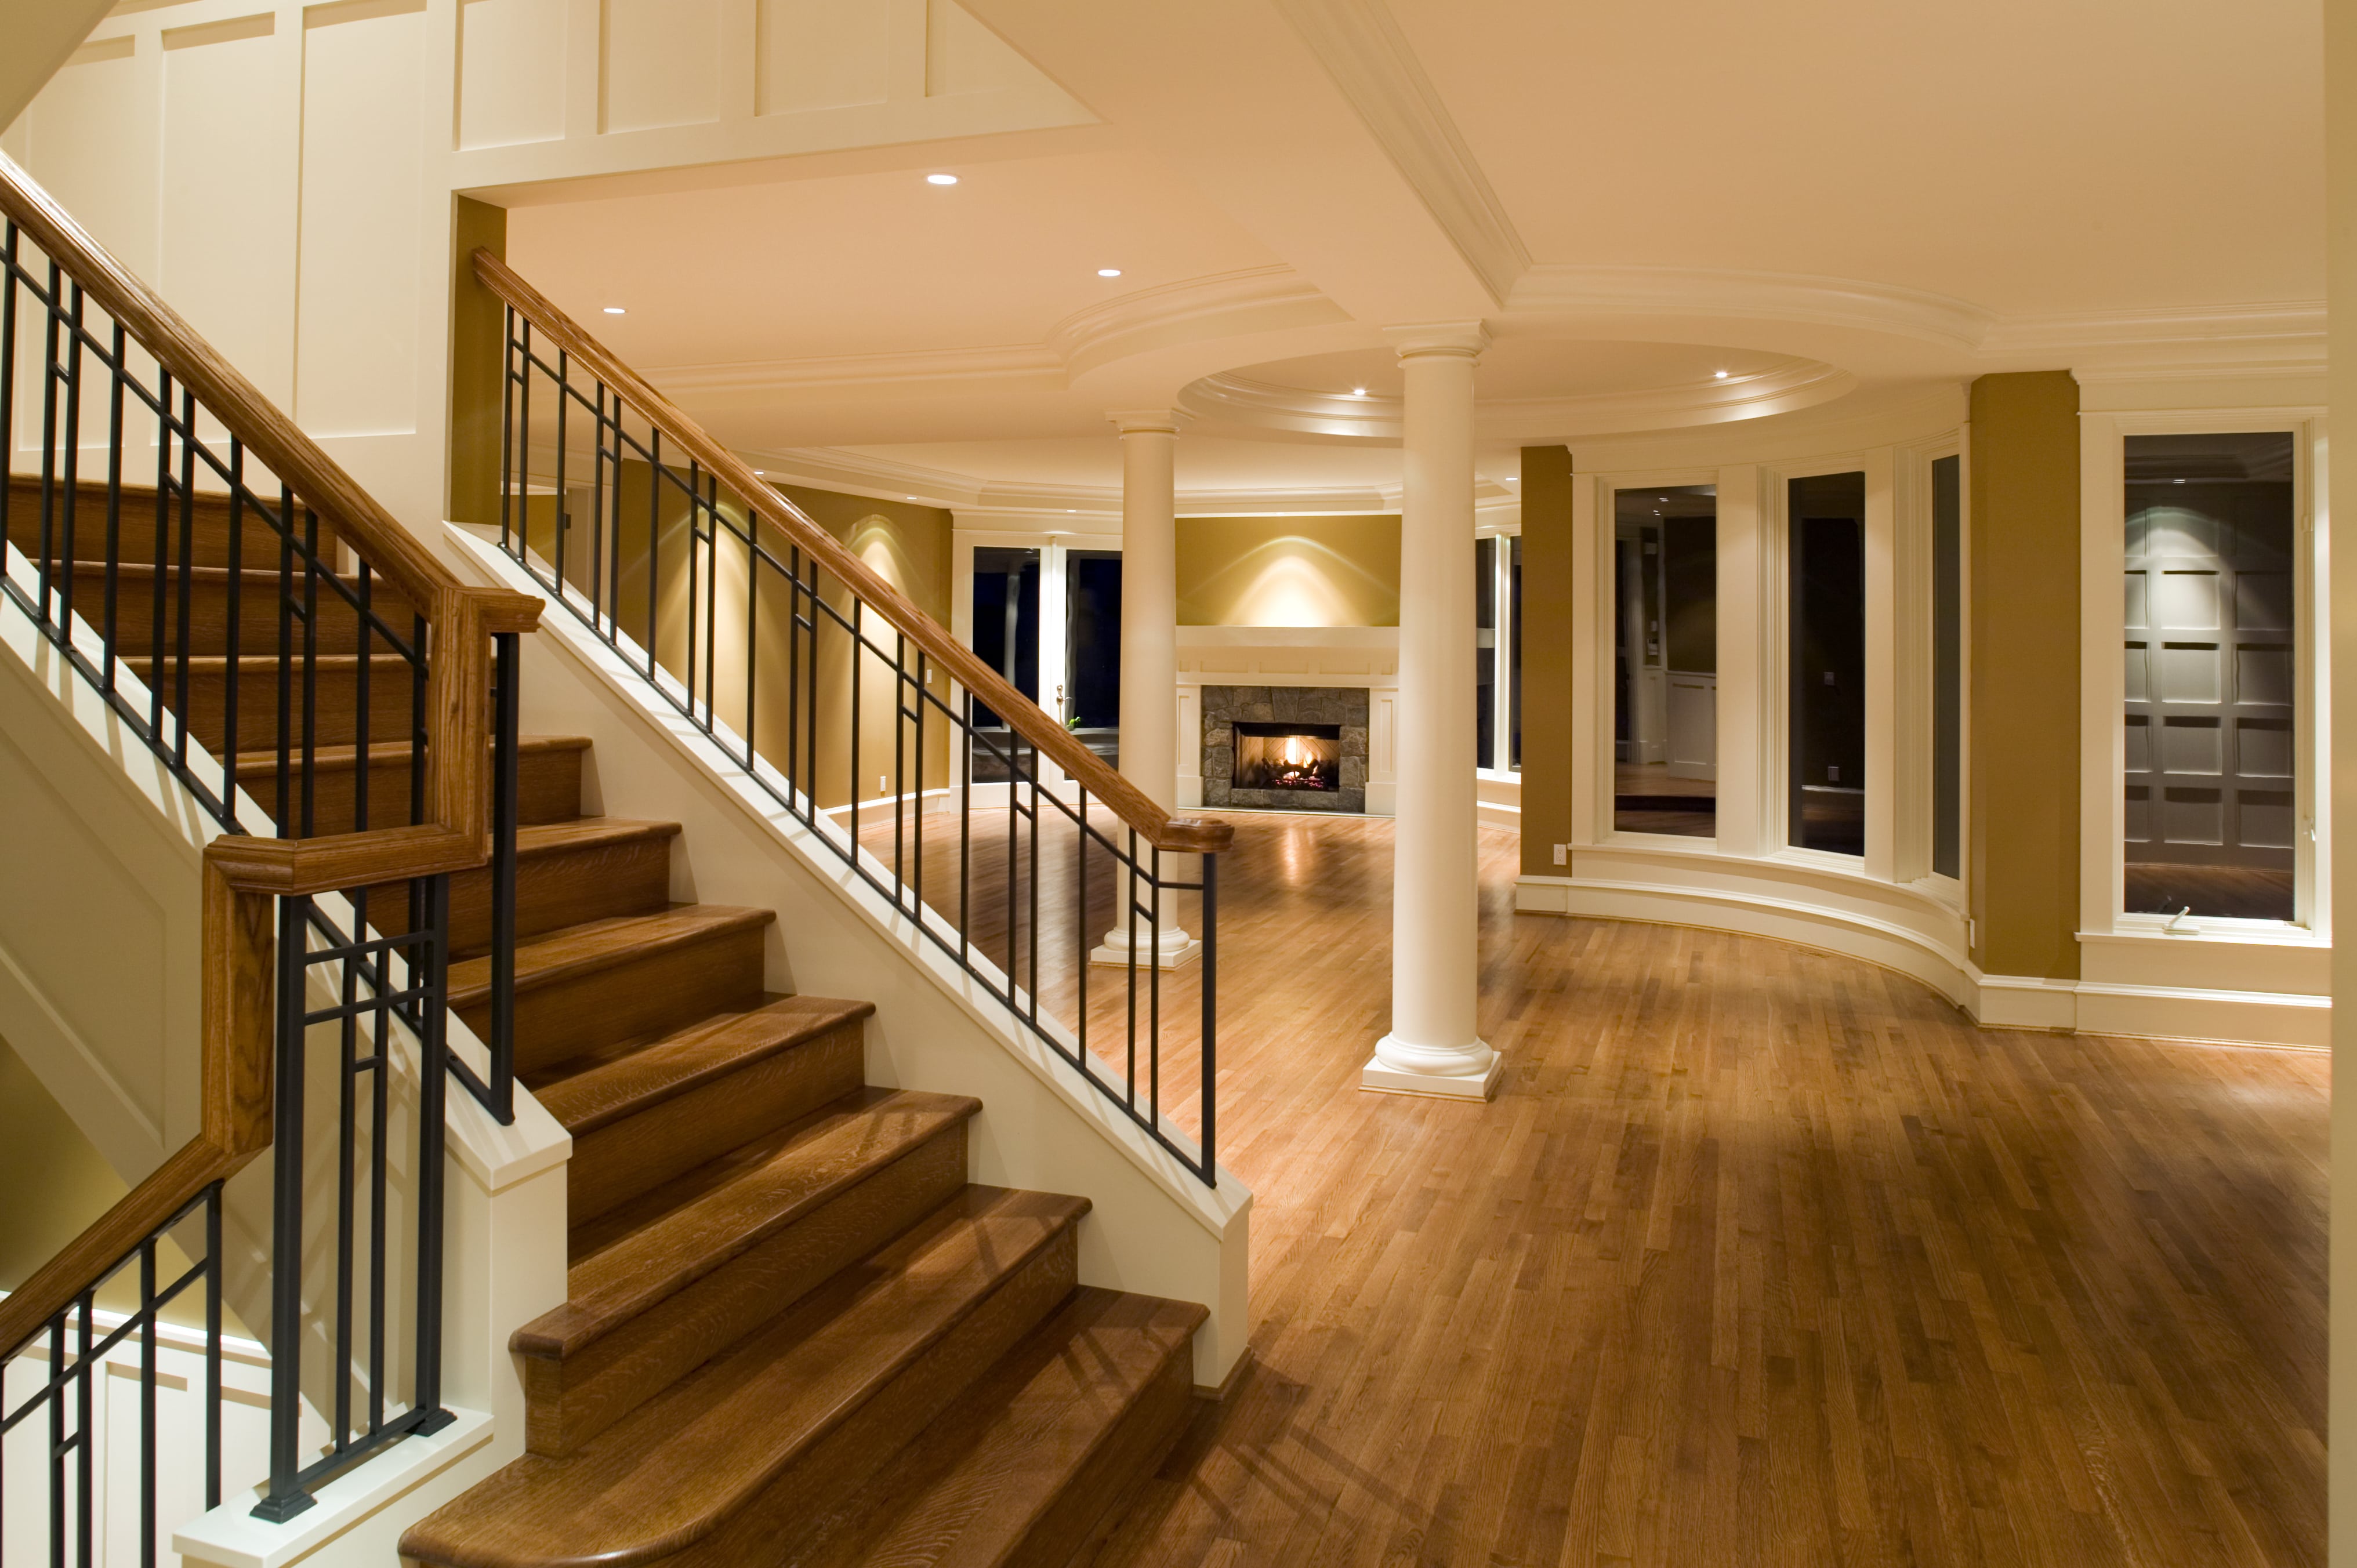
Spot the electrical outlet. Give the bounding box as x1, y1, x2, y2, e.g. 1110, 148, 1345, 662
877, 774, 887, 795
1552, 843, 1568, 866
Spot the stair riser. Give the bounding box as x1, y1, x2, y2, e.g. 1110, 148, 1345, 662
458, 924, 768, 1072
668, 1223, 1083, 1568
524, 1125, 969, 1457
447, 827, 675, 956
567, 1019, 865, 1224
241, 743, 585, 836
6, 482, 342, 571
999, 1346, 1196, 1568
51, 567, 414, 659
142, 660, 423, 753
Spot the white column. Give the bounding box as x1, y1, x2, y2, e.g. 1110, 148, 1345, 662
1365, 324, 1500, 1098
1092, 410, 1200, 968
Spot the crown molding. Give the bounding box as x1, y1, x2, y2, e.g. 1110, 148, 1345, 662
1981, 300, 2326, 358
1271, 0, 1531, 306
1177, 355, 1854, 442
1048, 265, 1350, 381
1509, 264, 1993, 350
648, 343, 1063, 398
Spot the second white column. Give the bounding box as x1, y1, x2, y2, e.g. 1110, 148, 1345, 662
1364, 324, 1499, 1098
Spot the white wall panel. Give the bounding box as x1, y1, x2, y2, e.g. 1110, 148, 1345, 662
20, 38, 158, 280
755, 0, 890, 114
458, 0, 567, 150
296, 0, 427, 437
159, 12, 300, 408
602, 0, 720, 132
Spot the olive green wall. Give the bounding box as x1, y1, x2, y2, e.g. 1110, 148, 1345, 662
1176, 514, 1401, 626
1967, 371, 2082, 980
446, 194, 506, 527
1519, 445, 1576, 876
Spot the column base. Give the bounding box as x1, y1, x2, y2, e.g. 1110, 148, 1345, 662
1359, 1035, 1502, 1101
1088, 926, 1203, 971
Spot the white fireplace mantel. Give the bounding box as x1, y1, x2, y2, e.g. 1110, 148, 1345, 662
1176, 625, 1401, 815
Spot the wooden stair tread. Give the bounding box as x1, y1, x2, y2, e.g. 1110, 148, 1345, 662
523, 1086, 980, 1357
533, 994, 875, 1136
400, 1186, 1091, 1568
447, 904, 774, 1008
124, 652, 415, 673
229, 734, 590, 776
788, 1287, 1206, 1568
508, 816, 679, 861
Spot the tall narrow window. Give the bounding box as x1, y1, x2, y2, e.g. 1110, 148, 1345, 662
1931, 455, 1961, 880
1475, 536, 1498, 767
1613, 485, 1717, 836
2122, 432, 2296, 921
1065, 549, 1121, 769
1790, 473, 1866, 855
1508, 535, 1523, 770
970, 545, 1040, 776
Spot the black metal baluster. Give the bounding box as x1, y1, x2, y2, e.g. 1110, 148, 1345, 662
101, 321, 125, 699
139, 1237, 155, 1568
589, 382, 607, 632
1199, 852, 1217, 1184
298, 509, 320, 837
1125, 830, 1139, 1111
274, 485, 294, 831
553, 349, 568, 598
644, 427, 661, 681
489, 632, 519, 1122
499, 308, 516, 555
960, 689, 971, 969
1148, 846, 1162, 1129
894, 630, 906, 892
170, 389, 195, 779
222, 444, 244, 832
365, 898, 387, 1438
412, 876, 453, 1433
335, 904, 359, 1449
0, 222, 17, 564
73, 1290, 91, 1568
851, 598, 864, 853
205, 1185, 222, 1510
256, 895, 311, 1523
37, 257, 59, 625
58, 279, 82, 637
148, 372, 172, 749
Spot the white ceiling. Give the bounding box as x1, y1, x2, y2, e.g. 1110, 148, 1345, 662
502, 0, 2325, 506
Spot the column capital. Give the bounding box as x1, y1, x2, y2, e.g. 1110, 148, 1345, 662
1384, 321, 1491, 361
1108, 408, 1185, 436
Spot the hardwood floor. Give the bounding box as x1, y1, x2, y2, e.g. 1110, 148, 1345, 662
921, 811, 2322, 1568
2124, 863, 2297, 923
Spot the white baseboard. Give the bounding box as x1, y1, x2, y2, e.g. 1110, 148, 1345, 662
1515, 872, 2329, 1051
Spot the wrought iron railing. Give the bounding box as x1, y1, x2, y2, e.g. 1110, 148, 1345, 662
474, 249, 1232, 1185
0, 150, 538, 1544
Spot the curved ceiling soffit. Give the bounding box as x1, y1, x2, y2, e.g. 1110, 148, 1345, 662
1504, 264, 1994, 354
1176, 356, 1856, 444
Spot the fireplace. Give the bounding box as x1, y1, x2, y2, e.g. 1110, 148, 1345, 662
1234, 722, 1342, 792
1201, 685, 1369, 813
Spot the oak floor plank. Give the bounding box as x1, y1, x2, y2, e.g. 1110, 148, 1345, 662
881, 810, 2331, 1568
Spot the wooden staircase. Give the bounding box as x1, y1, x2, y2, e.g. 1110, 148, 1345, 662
8, 476, 1205, 1568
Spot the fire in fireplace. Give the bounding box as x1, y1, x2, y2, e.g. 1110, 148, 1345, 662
1233, 721, 1343, 791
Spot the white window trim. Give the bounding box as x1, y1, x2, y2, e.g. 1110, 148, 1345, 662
952, 527, 1122, 789
2076, 406, 2330, 949
1894, 431, 1968, 910
1759, 448, 1897, 879
1474, 515, 1522, 779
1587, 467, 1723, 848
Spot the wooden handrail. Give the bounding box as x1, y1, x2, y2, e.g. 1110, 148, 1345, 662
469, 248, 1234, 858
0, 156, 544, 1359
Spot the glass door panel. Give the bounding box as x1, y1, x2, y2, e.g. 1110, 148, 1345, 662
2122, 432, 2296, 921
1064, 549, 1122, 771
1613, 485, 1717, 836
1789, 473, 1866, 855
970, 545, 1040, 780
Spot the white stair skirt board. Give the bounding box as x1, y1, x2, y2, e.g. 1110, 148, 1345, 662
1089, 924, 1203, 970
1360, 1036, 1504, 1100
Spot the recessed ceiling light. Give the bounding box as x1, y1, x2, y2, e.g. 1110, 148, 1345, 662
1351, 386, 1367, 397
603, 306, 626, 315
1714, 369, 1728, 379
1096, 267, 1122, 278
753, 469, 764, 475
926, 173, 959, 186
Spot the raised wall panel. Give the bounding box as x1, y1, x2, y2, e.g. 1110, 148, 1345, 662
161, 13, 300, 409
458, 0, 568, 150
601, 0, 720, 133
755, 0, 890, 114
296, 0, 427, 437
2151, 568, 2218, 629
2240, 717, 2294, 778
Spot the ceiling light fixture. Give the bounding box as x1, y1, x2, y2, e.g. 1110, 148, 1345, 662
1351, 386, 1367, 397
603, 306, 626, 315
753, 469, 764, 476
1096, 267, 1122, 278
926, 173, 959, 186
1714, 369, 1728, 379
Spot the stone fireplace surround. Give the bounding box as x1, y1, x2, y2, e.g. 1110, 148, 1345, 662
1201, 685, 1370, 812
